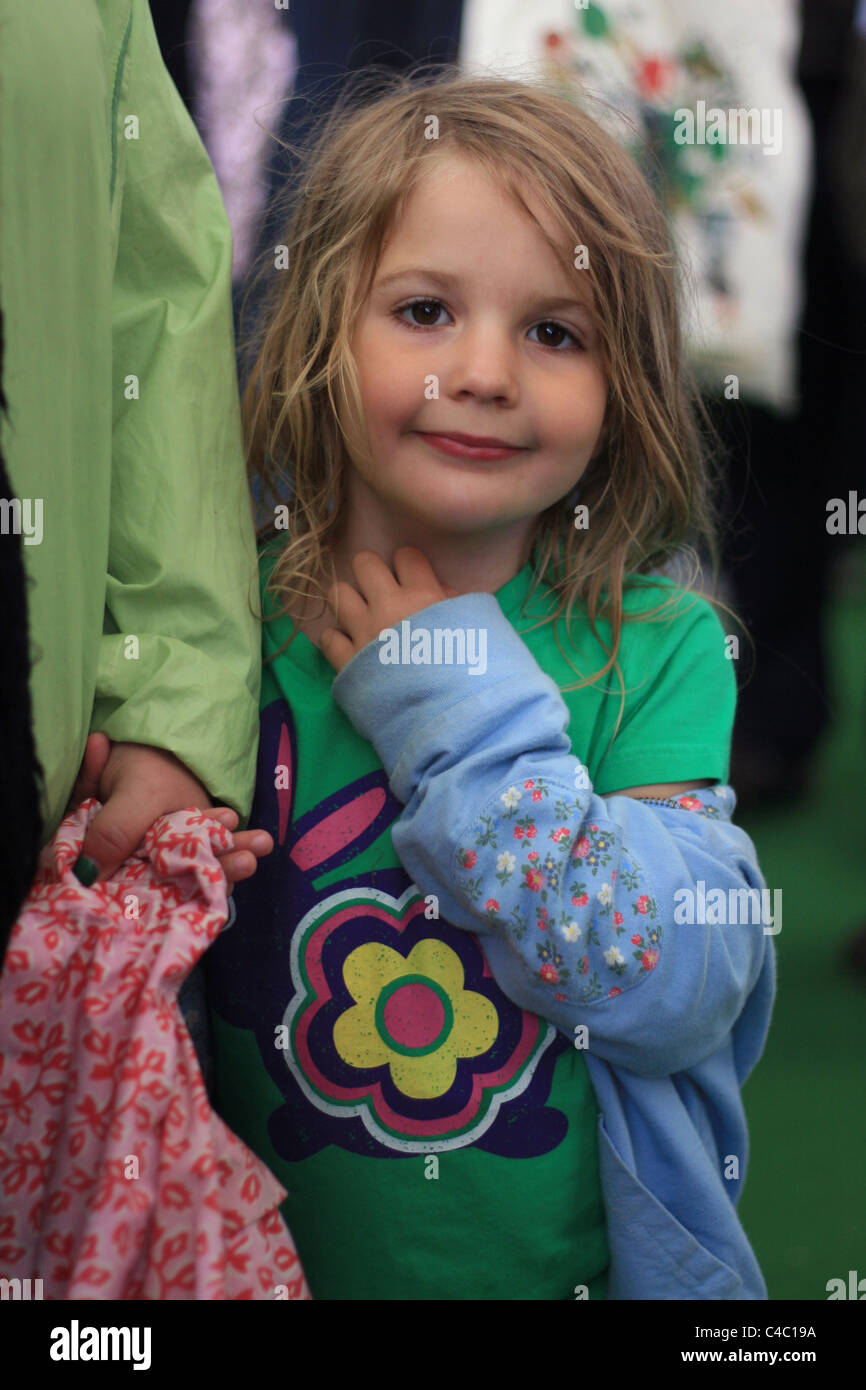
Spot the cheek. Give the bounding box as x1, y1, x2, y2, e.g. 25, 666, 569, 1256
541, 399, 604, 453
356, 338, 415, 435
544, 369, 607, 448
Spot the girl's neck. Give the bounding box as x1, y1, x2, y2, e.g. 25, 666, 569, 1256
292, 522, 535, 651
328, 506, 535, 599
291, 482, 539, 649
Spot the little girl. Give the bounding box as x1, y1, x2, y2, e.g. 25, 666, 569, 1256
204, 71, 775, 1301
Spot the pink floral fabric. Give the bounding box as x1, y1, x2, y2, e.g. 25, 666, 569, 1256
0, 800, 310, 1300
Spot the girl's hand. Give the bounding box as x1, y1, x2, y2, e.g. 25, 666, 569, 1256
319, 547, 459, 674
69, 734, 273, 889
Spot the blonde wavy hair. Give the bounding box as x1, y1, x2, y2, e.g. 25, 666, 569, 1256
242, 66, 737, 717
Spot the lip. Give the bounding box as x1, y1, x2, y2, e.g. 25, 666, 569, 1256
416, 431, 527, 461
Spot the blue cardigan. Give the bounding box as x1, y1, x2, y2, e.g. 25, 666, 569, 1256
332, 592, 776, 1300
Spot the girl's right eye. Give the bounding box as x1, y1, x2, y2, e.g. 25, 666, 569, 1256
393, 298, 450, 329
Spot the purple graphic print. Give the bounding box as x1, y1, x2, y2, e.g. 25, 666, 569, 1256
206, 700, 570, 1160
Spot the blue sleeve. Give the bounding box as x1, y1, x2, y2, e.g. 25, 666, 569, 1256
332, 594, 774, 1079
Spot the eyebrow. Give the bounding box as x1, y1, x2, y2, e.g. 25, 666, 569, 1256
373, 266, 594, 318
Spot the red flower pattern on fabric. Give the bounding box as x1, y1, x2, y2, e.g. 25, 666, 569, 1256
0, 800, 309, 1301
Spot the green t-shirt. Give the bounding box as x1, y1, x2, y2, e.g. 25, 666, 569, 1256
206, 554, 735, 1300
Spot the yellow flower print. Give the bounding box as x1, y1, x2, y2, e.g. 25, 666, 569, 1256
333, 939, 498, 1100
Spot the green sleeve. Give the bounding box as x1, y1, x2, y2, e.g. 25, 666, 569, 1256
2, 0, 113, 841
88, 0, 260, 818
593, 581, 737, 794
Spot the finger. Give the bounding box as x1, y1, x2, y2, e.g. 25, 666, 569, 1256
67, 732, 112, 813
225, 829, 273, 859
350, 550, 396, 603
209, 806, 240, 831
220, 850, 259, 885
82, 732, 112, 786
325, 581, 368, 639
74, 785, 167, 885
442, 585, 461, 598
318, 626, 356, 673
392, 546, 442, 590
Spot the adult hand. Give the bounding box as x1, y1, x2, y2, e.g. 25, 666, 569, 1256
69, 734, 272, 887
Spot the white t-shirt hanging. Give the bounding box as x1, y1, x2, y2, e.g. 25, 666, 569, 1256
459, 0, 811, 412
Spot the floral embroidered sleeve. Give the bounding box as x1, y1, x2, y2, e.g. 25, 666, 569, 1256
459, 776, 704, 997
332, 594, 773, 1078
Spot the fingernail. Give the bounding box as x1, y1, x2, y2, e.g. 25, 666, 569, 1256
72, 856, 99, 886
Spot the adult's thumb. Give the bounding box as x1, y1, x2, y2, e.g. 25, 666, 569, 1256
73, 789, 155, 886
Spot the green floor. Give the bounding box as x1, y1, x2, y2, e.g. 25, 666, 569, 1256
736, 550, 866, 1301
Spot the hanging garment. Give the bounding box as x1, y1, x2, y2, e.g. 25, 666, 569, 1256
189, 0, 297, 282
0, 800, 309, 1300
460, 0, 811, 413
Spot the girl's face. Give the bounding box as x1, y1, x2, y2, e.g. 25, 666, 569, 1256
347, 154, 608, 551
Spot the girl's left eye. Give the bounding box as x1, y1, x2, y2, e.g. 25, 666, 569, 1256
394, 299, 450, 329
393, 301, 581, 351
528, 321, 582, 352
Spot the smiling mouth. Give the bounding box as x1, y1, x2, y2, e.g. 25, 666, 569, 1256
415, 431, 527, 461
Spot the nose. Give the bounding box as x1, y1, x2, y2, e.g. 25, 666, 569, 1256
447, 320, 519, 405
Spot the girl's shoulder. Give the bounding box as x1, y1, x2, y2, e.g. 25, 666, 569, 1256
620, 570, 716, 620
617, 572, 731, 673
553, 568, 728, 654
